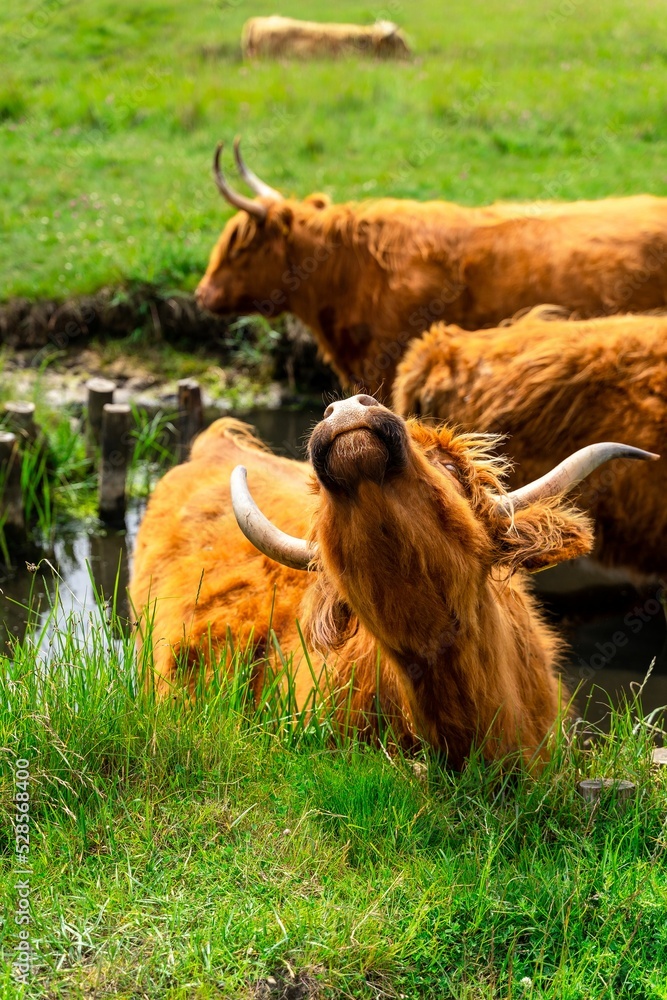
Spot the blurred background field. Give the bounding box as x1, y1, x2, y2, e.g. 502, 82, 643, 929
2, 0, 667, 301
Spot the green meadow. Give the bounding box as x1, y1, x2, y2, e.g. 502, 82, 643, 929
2, 0, 667, 302
2, 1, 667, 997
1, 611, 666, 999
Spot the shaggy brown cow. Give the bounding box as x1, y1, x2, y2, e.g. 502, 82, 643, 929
393, 307, 667, 579
196, 142, 667, 395
130, 394, 654, 766
241, 16, 411, 60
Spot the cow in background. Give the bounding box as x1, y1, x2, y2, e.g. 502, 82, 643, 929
130, 394, 654, 766
196, 141, 667, 395
393, 306, 666, 579
241, 16, 411, 60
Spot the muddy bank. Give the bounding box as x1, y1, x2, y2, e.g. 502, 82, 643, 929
0, 285, 339, 397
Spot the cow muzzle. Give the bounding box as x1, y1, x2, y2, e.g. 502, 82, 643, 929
195, 279, 215, 312
309, 393, 408, 492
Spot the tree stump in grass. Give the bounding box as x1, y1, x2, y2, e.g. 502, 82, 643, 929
577, 778, 636, 810
98, 403, 131, 525
651, 748, 667, 766
177, 378, 204, 463
0, 431, 25, 542
86, 377, 116, 453
4, 401, 37, 443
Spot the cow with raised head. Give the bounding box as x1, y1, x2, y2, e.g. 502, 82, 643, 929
393, 307, 667, 580
130, 395, 654, 766
241, 16, 411, 60
196, 141, 667, 395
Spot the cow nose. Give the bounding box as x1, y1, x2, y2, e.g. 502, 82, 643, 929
323, 394, 378, 420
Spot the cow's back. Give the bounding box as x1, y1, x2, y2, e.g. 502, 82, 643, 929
394, 311, 667, 577
130, 418, 314, 694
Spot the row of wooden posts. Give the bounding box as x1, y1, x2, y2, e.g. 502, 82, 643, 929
0, 377, 205, 537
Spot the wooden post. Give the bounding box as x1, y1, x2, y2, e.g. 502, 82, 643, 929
0, 431, 25, 539
577, 778, 636, 810
4, 401, 37, 443
177, 378, 204, 462
98, 403, 131, 525
651, 748, 667, 766
86, 377, 116, 452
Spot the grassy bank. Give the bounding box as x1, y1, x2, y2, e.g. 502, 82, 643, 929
0, 602, 666, 999
2, 0, 667, 303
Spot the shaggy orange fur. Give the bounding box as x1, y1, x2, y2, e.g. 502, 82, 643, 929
196, 192, 667, 395
130, 407, 597, 767
393, 307, 667, 579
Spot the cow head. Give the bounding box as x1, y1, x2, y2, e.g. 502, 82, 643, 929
196, 140, 330, 317
231, 395, 657, 655
304, 397, 605, 650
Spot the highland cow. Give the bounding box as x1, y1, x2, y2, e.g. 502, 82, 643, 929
130, 394, 654, 766
393, 307, 667, 579
196, 141, 667, 395
241, 16, 411, 60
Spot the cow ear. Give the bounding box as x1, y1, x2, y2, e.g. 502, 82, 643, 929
492, 501, 594, 573
304, 193, 331, 209
269, 203, 294, 234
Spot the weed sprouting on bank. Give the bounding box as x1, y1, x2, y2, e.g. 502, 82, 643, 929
127, 401, 177, 499
0, 582, 665, 999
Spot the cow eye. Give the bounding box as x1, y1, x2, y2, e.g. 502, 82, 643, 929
443, 462, 464, 483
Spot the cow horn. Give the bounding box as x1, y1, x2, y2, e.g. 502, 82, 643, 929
233, 137, 283, 201
213, 143, 267, 220
231, 466, 315, 571
495, 442, 659, 513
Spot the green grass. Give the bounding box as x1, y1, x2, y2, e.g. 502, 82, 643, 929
0, 597, 666, 999
3, 5, 667, 997
2, 0, 667, 301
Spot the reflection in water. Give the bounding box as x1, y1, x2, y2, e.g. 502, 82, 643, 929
0, 506, 139, 650
538, 577, 667, 723
0, 407, 665, 725
1, 554, 53, 646
236, 405, 322, 460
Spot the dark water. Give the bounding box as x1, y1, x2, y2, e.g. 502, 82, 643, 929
535, 570, 667, 722
1, 406, 665, 723
240, 405, 322, 460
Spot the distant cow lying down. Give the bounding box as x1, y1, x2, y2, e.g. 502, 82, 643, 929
241, 16, 411, 60
393, 306, 666, 580
130, 395, 654, 767
196, 140, 667, 395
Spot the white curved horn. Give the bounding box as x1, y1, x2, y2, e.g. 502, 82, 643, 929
233, 137, 283, 201
213, 142, 267, 220
231, 466, 315, 571
495, 442, 659, 513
